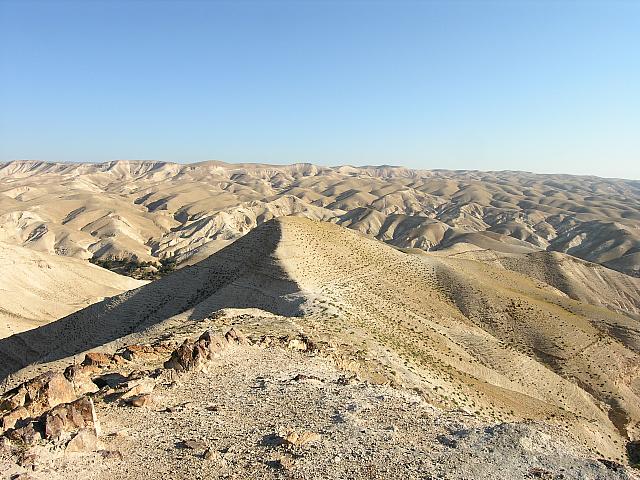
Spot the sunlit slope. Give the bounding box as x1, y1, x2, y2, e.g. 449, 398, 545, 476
274, 218, 640, 460
431, 246, 640, 317
0, 241, 145, 338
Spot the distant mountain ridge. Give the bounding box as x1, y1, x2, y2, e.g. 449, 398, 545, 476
0, 159, 638, 276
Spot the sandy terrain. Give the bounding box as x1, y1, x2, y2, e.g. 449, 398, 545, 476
1, 160, 638, 276
0, 242, 145, 338
2, 218, 639, 476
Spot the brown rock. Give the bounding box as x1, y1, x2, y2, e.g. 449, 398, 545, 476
120, 378, 155, 399
18, 451, 38, 468
1, 406, 29, 431
64, 364, 100, 396
224, 328, 248, 345
8, 474, 36, 480
181, 439, 207, 450
164, 339, 209, 372
23, 371, 76, 414
0, 385, 27, 412
99, 449, 124, 460
1, 371, 76, 432
44, 396, 99, 440
199, 330, 227, 355
121, 344, 154, 361
164, 328, 246, 372
65, 428, 98, 453
127, 393, 156, 408
112, 354, 130, 366
82, 352, 114, 367
6, 421, 42, 445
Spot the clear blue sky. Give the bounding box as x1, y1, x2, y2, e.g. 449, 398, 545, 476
1, 1, 638, 179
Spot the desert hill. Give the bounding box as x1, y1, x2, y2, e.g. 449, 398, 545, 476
2, 217, 640, 473
0, 242, 145, 339
1, 160, 638, 277
431, 246, 640, 317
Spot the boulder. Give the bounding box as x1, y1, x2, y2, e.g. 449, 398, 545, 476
66, 428, 99, 453
64, 364, 100, 396
119, 377, 156, 399
1, 406, 29, 432
44, 396, 99, 440
1, 371, 75, 432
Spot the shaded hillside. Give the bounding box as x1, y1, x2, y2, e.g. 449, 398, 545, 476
0, 221, 303, 379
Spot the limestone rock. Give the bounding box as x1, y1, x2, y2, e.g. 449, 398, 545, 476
66, 428, 99, 453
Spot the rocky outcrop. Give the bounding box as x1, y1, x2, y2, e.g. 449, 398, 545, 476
44, 396, 100, 440
1, 371, 76, 432
81, 352, 115, 368
64, 364, 100, 396
164, 328, 248, 372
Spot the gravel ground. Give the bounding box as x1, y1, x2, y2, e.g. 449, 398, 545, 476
4, 344, 635, 480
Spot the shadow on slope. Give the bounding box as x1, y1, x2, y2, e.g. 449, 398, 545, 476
0, 219, 304, 381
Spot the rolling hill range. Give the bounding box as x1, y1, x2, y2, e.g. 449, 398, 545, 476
2, 218, 640, 476
1, 160, 638, 277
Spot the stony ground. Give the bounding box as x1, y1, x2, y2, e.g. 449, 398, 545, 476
2, 342, 636, 480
